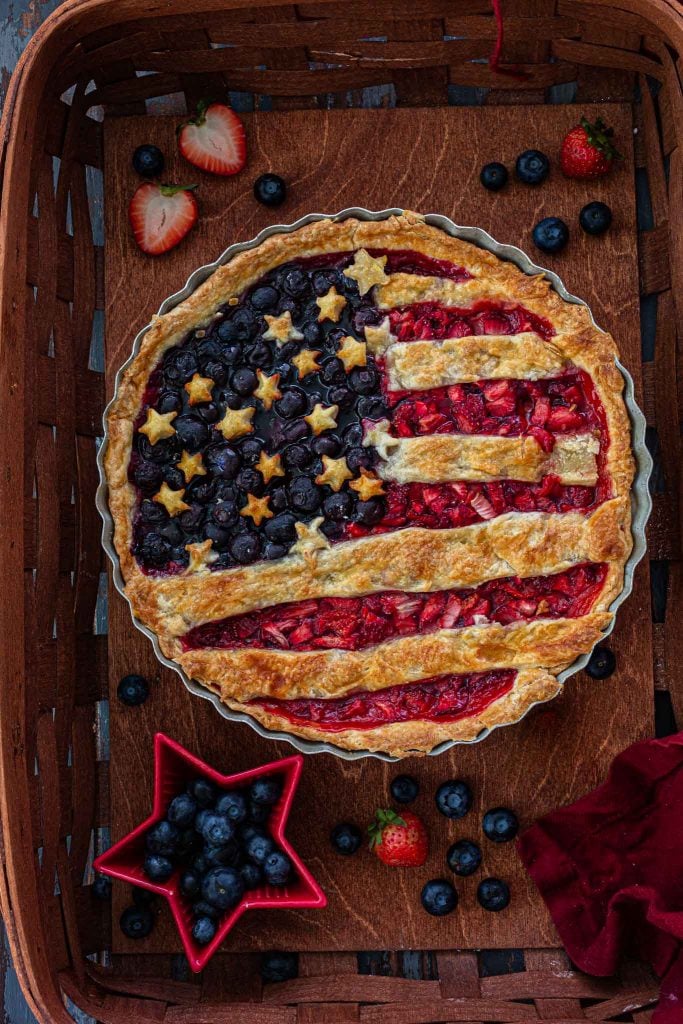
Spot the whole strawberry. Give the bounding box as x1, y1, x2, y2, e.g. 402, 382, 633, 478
560, 116, 620, 179
369, 809, 428, 867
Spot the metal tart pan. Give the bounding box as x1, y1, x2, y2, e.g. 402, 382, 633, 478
97, 208, 652, 762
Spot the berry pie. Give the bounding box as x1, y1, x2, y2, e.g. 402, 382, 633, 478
105, 212, 634, 756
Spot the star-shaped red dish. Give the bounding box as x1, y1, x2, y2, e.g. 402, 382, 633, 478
94, 733, 326, 971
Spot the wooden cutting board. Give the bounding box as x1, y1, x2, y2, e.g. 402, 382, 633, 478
104, 103, 652, 955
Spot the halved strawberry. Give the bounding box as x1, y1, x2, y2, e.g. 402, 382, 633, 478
178, 102, 246, 176
128, 182, 198, 255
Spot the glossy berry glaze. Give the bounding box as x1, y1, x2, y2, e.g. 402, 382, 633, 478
250, 669, 516, 731
183, 563, 607, 652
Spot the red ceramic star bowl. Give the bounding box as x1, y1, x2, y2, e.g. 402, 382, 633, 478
94, 733, 326, 972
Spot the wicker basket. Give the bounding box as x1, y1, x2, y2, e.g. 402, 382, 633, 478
0, 1, 681, 1021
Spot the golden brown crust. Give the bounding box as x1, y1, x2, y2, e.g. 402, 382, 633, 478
104, 211, 636, 756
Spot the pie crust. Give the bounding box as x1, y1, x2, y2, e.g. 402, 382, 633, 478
105, 211, 634, 757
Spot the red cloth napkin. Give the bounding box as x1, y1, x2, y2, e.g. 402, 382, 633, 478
517, 732, 683, 1023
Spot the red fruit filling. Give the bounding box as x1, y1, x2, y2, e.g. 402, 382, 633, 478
250, 669, 516, 731
295, 248, 471, 283
182, 563, 606, 652
387, 301, 554, 342
386, 370, 600, 439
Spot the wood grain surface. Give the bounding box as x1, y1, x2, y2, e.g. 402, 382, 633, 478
104, 104, 653, 955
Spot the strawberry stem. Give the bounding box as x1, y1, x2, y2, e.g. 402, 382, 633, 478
368, 808, 406, 849
579, 116, 621, 161
159, 183, 198, 196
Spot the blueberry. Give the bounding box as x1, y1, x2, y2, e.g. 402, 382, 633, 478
92, 874, 112, 900
585, 645, 616, 679
246, 833, 275, 866
133, 461, 163, 492
117, 674, 149, 706
240, 862, 263, 889
132, 885, 158, 907
264, 850, 292, 885
477, 877, 511, 912
120, 905, 155, 939
421, 879, 458, 917
447, 839, 482, 876
204, 522, 231, 552
348, 365, 378, 395
230, 532, 261, 564
328, 386, 355, 410
321, 520, 343, 539
205, 841, 240, 868
189, 480, 216, 504
174, 415, 209, 451
277, 419, 308, 446
482, 807, 519, 843
177, 827, 201, 859
347, 447, 374, 472
245, 342, 271, 369
216, 790, 248, 824
480, 161, 509, 191
283, 444, 310, 470
198, 813, 235, 848
167, 793, 197, 828
254, 173, 287, 208
143, 853, 174, 883
163, 466, 185, 490
390, 775, 419, 804
302, 321, 321, 346
236, 467, 262, 494
330, 823, 362, 856
261, 951, 298, 984
289, 476, 321, 514
192, 916, 217, 946
158, 389, 183, 415
251, 776, 282, 805
248, 801, 271, 825
323, 492, 352, 521
202, 867, 244, 910
320, 358, 346, 385
532, 216, 569, 254
269, 488, 288, 514
157, 519, 183, 547
356, 397, 387, 421
515, 149, 550, 185
188, 777, 217, 808
203, 444, 238, 480
239, 824, 265, 847
217, 319, 241, 343
164, 349, 198, 386
354, 499, 384, 527
238, 438, 263, 465
133, 144, 165, 178
343, 422, 363, 446
192, 899, 220, 920
203, 360, 228, 386
435, 780, 472, 820
231, 367, 258, 396
264, 513, 297, 544
312, 434, 340, 457
579, 201, 612, 236
275, 387, 308, 419
180, 870, 202, 899
138, 531, 172, 567
138, 499, 167, 524
282, 267, 308, 296
250, 285, 279, 312
146, 820, 180, 856
221, 342, 242, 365
228, 308, 257, 342
212, 501, 239, 527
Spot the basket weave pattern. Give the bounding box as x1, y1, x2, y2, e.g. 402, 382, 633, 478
0, 1, 681, 1021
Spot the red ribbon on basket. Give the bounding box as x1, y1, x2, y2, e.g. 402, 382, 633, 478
517, 732, 683, 1023
489, 0, 530, 81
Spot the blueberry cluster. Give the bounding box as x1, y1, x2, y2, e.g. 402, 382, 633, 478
142, 772, 292, 946
131, 256, 388, 573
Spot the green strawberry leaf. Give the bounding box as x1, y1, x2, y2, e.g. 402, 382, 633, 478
368, 808, 406, 849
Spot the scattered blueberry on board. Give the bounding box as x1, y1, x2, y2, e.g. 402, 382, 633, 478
92, 874, 112, 901
390, 774, 420, 804
261, 951, 298, 984
532, 216, 569, 254
479, 162, 509, 192
330, 822, 362, 856
254, 173, 287, 207
585, 645, 616, 679
446, 839, 482, 877
117, 673, 150, 706
477, 877, 511, 912
482, 808, 519, 844
132, 144, 165, 178
435, 779, 472, 819
120, 905, 155, 940
515, 149, 550, 185
579, 201, 613, 235
421, 879, 458, 917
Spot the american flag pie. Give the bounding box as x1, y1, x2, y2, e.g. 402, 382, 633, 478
105, 213, 635, 757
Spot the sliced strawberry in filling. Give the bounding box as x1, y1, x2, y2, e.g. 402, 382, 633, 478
249, 669, 516, 731
181, 563, 607, 652
387, 301, 555, 342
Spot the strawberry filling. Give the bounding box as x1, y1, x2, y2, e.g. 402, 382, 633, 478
295, 248, 472, 283
250, 669, 516, 731
181, 563, 606, 652
387, 301, 554, 342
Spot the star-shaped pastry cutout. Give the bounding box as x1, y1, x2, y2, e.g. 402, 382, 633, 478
185, 538, 218, 574
337, 335, 367, 372
93, 735, 326, 973
316, 286, 346, 323
315, 455, 353, 492
292, 348, 322, 379
256, 450, 285, 485
291, 517, 330, 558
215, 406, 255, 441
343, 248, 389, 296
253, 369, 282, 410
184, 373, 215, 406
153, 481, 190, 517
139, 408, 177, 445
263, 311, 304, 346
350, 468, 386, 501
177, 450, 206, 483
240, 492, 273, 527
304, 402, 339, 436
364, 318, 393, 355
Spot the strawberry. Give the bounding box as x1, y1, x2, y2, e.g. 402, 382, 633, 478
128, 182, 198, 255
178, 101, 246, 176
560, 117, 620, 179
369, 809, 428, 867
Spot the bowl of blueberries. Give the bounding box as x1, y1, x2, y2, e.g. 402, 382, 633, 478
94, 733, 326, 971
